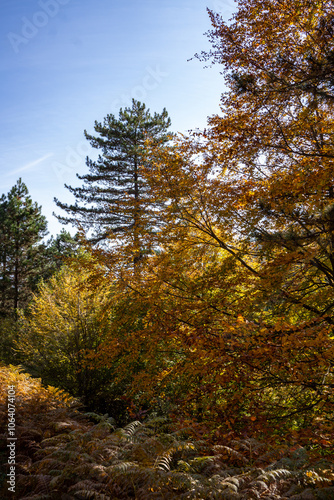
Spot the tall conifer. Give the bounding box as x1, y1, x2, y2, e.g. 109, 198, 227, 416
0, 179, 48, 317
54, 100, 171, 256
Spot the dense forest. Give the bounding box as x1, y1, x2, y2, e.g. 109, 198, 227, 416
1, 0, 334, 498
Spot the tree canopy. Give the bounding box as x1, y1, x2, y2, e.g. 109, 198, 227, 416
80, 0, 334, 436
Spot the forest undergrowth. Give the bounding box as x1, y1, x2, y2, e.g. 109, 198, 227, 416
1, 364, 334, 500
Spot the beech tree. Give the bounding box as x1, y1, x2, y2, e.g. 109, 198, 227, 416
86, 0, 334, 434
54, 100, 171, 264
194, 0, 334, 321
18, 260, 113, 408
0, 179, 48, 317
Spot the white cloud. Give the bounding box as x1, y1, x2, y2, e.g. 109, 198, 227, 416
9, 153, 53, 176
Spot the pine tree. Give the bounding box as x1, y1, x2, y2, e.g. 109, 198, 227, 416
54, 100, 171, 257
40, 229, 80, 281
0, 179, 48, 317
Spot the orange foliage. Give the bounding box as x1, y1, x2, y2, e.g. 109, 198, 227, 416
83, 0, 334, 443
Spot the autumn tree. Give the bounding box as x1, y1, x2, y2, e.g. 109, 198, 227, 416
197, 0, 334, 320
89, 0, 334, 433
54, 100, 171, 265
0, 179, 48, 318
18, 258, 116, 410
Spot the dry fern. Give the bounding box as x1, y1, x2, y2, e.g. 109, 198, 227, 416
1, 364, 334, 499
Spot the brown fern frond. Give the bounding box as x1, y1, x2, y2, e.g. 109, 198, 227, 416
154, 453, 173, 472
30, 458, 66, 474
122, 420, 143, 438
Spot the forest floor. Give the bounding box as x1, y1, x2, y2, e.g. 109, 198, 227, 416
1, 364, 334, 499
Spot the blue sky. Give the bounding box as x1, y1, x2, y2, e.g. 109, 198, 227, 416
0, 0, 235, 237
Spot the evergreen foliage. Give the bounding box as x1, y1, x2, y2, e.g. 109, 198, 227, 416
54, 100, 171, 253
0, 179, 48, 318
41, 229, 80, 281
